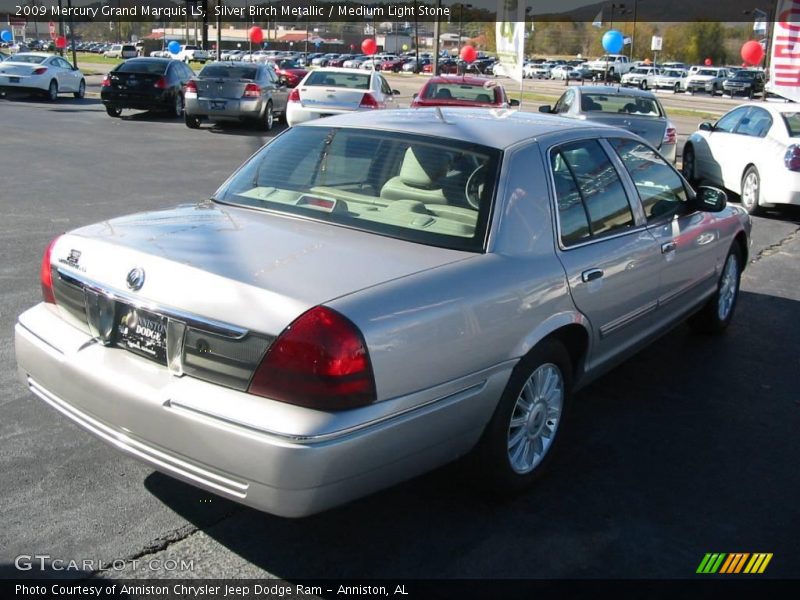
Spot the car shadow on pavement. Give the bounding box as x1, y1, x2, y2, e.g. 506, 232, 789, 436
143, 290, 800, 579
204, 121, 288, 138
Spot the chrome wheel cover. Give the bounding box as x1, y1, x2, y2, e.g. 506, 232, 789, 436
507, 363, 563, 474
718, 254, 739, 321
266, 104, 273, 129
742, 171, 759, 210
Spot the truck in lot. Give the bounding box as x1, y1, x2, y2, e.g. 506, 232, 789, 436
174, 45, 208, 64
620, 67, 661, 90
585, 54, 634, 79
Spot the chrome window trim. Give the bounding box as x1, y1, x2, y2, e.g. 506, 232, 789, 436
56, 268, 249, 340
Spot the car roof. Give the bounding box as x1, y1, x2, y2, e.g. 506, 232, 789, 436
734, 102, 800, 116
311, 67, 372, 74
426, 75, 500, 86
298, 108, 615, 150
575, 85, 658, 99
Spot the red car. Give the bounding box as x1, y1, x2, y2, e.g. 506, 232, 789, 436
267, 59, 307, 88
380, 57, 408, 72
410, 75, 519, 109
422, 59, 459, 74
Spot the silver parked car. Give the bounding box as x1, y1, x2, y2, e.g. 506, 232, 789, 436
540, 85, 678, 163
16, 110, 750, 518
183, 62, 289, 130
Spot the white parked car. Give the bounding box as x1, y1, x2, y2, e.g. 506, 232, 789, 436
621, 67, 660, 90
173, 45, 208, 64
104, 44, 137, 59
652, 69, 689, 92
683, 103, 800, 214
685, 67, 730, 95
0, 52, 85, 100
286, 68, 400, 127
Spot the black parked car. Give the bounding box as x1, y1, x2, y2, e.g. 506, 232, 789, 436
722, 69, 766, 99
101, 58, 194, 118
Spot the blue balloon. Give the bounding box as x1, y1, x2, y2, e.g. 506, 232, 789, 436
167, 40, 181, 54
602, 30, 624, 54
0, 30, 12, 43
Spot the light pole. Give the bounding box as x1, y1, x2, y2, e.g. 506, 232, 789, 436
458, 3, 473, 51
744, 5, 775, 101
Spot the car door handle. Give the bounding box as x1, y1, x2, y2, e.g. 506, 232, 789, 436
661, 241, 677, 254
581, 268, 604, 283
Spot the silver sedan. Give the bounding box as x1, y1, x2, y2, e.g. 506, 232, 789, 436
16, 110, 750, 517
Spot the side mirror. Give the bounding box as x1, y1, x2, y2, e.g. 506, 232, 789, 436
538, 105, 553, 113
412, 92, 418, 99
695, 186, 727, 212
509, 99, 520, 107
699, 121, 714, 132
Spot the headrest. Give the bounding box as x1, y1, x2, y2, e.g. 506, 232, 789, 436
399, 146, 450, 189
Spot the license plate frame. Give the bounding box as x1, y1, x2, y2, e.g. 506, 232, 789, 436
9, 76, 20, 83
116, 305, 168, 365
210, 100, 226, 110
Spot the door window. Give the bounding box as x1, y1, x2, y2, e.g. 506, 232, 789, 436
609, 138, 689, 222
714, 107, 748, 133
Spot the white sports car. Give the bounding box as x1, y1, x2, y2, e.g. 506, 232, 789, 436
0, 52, 85, 100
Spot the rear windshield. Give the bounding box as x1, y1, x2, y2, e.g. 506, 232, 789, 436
782, 113, 800, 137
116, 60, 168, 74
422, 83, 500, 103
122, 45, 136, 51
304, 71, 371, 89
9, 54, 46, 64
199, 64, 257, 79
213, 127, 501, 252
581, 93, 662, 117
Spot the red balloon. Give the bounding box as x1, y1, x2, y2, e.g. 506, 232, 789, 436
248, 27, 263, 44
704, 57, 713, 66
741, 40, 765, 66
361, 38, 377, 55
459, 45, 477, 63
55, 36, 67, 49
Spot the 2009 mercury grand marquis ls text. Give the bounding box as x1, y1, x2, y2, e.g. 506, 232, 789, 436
15, 109, 751, 517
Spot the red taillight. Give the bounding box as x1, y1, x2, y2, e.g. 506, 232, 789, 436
248, 306, 376, 410
185, 80, 197, 96
242, 83, 261, 98
153, 76, 167, 89
101, 75, 111, 87
32, 67, 48, 75
288, 87, 301, 102
663, 123, 677, 145
359, 93, 379, 109
40, 236, 61, 304
785, 145, 800, 171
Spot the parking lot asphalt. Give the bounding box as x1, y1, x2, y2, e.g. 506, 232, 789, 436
1, 94, 799, 582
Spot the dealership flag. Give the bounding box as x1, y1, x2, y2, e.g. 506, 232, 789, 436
496, 0, 526, 83
767, 0, 800, 102
592, 10, 603, 28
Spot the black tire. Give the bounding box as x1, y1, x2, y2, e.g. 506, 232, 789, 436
640, 79, 648, 90
688, 245, 742, 334
184, 112, 201, 129
740, 165, 763, 215
47, 80, 58, 101
682, 145, 698, 186
105, 105, 122, 117
260, 101, 274, 131
172, 93, 184, 118
748, 88, 755, 100
674, 83, 681, 93
74, 79, 85, 99
471, 339, 572, 493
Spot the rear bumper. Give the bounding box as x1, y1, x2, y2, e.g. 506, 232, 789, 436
101, 90, 173, 110
286, 104, 361, 126
15, 303, 503, 517
185, 97, 265, 120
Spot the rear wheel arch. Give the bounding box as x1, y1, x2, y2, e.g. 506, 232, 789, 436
541, 324, 589, 381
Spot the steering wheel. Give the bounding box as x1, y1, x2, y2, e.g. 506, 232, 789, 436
465, 164, 487, 210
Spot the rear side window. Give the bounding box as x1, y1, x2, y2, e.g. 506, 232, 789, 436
304, 71, 370, 89
551, 140, 634, 246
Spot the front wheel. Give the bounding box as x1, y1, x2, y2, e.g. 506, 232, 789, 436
471, 339, 572, 492
740, 166, 763, 215
640, 79, 648, 90
74, 79, 85, 99
688, 245, 742, 334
